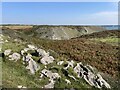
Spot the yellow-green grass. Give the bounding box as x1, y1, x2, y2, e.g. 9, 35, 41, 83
90, 37, 119, 46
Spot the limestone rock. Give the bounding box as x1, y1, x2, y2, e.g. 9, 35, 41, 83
65, 79, 71, 84
24, 53, 32, 62
24, 48, 31, 52
9, 53, 21, 61
5, 40, 8, 42
41, 69, 61, 80
57, 61, 64, 65
4, 49, 11, 56
40, 55, 54, 65
17, 85, 27, 88
21, 50, 25, 55
26, 59, 40, 74
37, 48, 49, 57
95, 74, 111, 88
28, 44, 37, 50
64, 60, 74, 70
74, 62, 111, 88
41, 69, 60, 88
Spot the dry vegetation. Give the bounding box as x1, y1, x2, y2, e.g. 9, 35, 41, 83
31, 38, 119, 78
2, 25, 33, 30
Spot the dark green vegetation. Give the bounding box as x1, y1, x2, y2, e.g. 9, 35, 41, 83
1, 25, 120, 88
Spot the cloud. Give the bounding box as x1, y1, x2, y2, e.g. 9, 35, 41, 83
78, 11, 118, 25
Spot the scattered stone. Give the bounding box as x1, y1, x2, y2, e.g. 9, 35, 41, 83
14, 39, 22, 43
9, 53, 21, 61
83, 72, 95, 86
28, 44, 37, 50
37, 48, 49, 57
65, 79, 71, 84
21, 50, 25, 55
45, 66, 47, 68
74, 62, 111, 89
3, 44, 111, 89
40, 73, 44, 78
17, 85, 27, 88
24, 53, 32, 62
42, 69, 61, 88
64, 60, 74, 69
4, 49, 11, 56
24, 48, 31, 52
26, 59, 40, 74
41, 69, 61, 80
41, 55, 54, 65
57, 61, 64, 65
96, 74, 111, 88
5, 40, 8, 42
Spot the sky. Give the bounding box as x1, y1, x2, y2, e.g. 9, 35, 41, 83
2, 2, 118, 25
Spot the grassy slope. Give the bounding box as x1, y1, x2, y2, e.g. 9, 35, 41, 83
2, 35, 91, 88
2, 29, 119, 88
79, 30, 120, 46
3, 29, 119, 77
31, 38, 119, 77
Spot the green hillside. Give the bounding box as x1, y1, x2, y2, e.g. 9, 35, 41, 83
1, 26, 119, 89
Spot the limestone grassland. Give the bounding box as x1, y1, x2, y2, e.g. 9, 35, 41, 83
1, 26, 120, 89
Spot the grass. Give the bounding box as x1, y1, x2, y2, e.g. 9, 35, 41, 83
90, 37, 119, 46
2, 36, 91, 88
2, 60, 43, 88
2, 29, 120, 88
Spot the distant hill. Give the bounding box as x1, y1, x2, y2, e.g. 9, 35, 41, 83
32, 26, 106, 40
2, 25, 106, 40
78, 30, 120, 38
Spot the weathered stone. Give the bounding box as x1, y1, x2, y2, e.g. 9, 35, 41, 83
21, 50, 25, 55
4, 49, 11, 56
74, 62, 84, 77
41, 55, 54, 65
5, 40, 8, 42
57, 61, 64, 65
37, 49, 49, 57
64, 60, 74, 70
65, 79, 71, 84
95, 74, 111, 88
41, 69, 60, 88
17, 85, 27, 88
74, 62, 111, 89
9, 53, 21, 61
24, 48, 30, 52
25, 53, 32, 62
41, 69, 60, 80
28, 45, 37, 50
83, 72, 95, 86
26, 59, 40, 74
